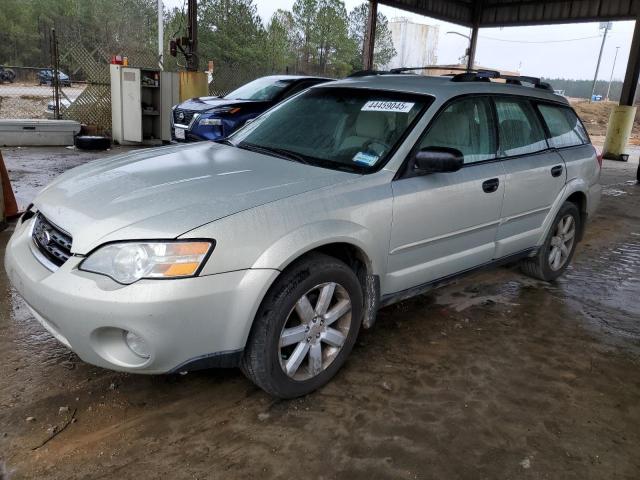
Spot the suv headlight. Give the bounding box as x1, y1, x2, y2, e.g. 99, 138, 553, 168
199, 117, 223, 126
79, 241, 214, 285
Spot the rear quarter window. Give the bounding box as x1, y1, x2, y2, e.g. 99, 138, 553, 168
537, 103, 589, 148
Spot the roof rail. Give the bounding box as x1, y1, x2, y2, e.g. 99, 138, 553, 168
451, 71, 554, 91
347, 70, 395, 78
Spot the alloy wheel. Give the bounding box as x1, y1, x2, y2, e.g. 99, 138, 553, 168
279, 282, 352, 381
548, 214, 576, 271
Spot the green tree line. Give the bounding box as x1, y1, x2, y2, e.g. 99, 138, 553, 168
1, 0, 396, 78
545, 78, 624, 101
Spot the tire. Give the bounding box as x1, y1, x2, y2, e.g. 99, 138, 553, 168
241, 253, 363, 398
74, 135, 111, 151
520, 201, 580, 281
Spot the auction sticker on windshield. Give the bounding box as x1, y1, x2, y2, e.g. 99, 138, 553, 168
174, 127, 186, 140
353, 151, 379, 166
362, 101, 415, 113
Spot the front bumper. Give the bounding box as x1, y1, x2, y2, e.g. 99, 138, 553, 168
5, 217, 278, 374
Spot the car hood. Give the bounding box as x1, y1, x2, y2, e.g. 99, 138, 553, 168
177, 96, 261, 112
34, 143, 355, 254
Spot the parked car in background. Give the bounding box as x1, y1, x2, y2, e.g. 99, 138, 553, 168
0, 65, 16, 83
171, 75, 332, 142
38, 69, 72, 87
6, 70, 601, 398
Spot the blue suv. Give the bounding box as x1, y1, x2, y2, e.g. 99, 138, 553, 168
171, 75, 331, 142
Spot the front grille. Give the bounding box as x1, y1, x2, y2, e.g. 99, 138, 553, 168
32, 214, 73, 267
173, 108, 197, 127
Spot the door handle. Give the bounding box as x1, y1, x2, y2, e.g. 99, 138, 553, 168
551, 165, 564, 177
482, 178, 500, 193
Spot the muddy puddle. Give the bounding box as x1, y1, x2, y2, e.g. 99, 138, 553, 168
554, 233, 640, 342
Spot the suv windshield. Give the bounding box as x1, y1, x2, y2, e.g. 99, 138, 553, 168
230, 87, 431, 172
225, 77, 295, 101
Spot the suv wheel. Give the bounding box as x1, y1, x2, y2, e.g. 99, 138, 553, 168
241, 253, 363, 398
520, 201, 580, 281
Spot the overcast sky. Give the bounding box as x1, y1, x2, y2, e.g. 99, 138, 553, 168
164, 0, 636, 80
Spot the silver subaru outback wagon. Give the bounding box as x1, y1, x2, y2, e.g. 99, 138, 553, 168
5, 71, 601, 398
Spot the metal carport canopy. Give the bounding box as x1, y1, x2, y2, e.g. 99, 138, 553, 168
378, 0, 640, 27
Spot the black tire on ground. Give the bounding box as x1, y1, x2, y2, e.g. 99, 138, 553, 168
74, 135, 111, 151
241, 253, 363, 399
520, 201, 581, 282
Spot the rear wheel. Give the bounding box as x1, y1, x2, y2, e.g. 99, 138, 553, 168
241, 253, 363, 398
520, 201, 580, 281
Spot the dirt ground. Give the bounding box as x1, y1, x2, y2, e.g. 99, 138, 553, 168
572, 100, 640, 145
0, 147, 639, 480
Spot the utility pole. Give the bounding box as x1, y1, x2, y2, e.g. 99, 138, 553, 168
446, 31, 471, 67
362, 0, 378, 71
169, 0, 198, 70
158, 0, 164, 70
186, 0, 198, 71
605, 46, 620, 101
590, 22, 612, 102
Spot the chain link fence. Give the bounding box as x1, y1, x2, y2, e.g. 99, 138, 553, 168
1, 33, 323, 133
0, 66, 59, 120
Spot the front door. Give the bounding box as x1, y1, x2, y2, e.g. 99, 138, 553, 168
385, 96, 505, 295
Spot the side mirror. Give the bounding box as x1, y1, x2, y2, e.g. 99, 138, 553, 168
413, 147, 464, 174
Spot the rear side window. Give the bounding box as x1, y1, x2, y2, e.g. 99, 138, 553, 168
494, 98, 548, 157
537, 104, 589, 148
418, 97, 496, 164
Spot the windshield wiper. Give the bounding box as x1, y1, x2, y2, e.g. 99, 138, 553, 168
214, 138, 234, 146
238, 142, 310, 165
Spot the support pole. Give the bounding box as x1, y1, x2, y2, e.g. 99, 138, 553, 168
158, 0, 164, 70
603, 19, 640, 167
620, 20, 640, 107
362, 0, 378, 71
467, 26, 478, 72
50, 28, 60, 120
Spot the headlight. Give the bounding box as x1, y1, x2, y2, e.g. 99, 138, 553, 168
199, 117, 223, 126
79, 241, 214, 284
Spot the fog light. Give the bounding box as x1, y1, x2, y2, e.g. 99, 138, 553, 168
124, 331, 151, 359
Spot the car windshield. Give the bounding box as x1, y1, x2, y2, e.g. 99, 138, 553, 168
224, 77, 295, 101
229, 87, 431, 173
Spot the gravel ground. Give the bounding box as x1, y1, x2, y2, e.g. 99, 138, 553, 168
0, 146, 639, 480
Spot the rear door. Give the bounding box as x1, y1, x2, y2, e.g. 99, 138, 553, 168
493, 96, 566, 258
386, 96, 505, 295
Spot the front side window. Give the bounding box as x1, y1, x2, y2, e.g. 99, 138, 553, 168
230, 87, 430, 172
417, 97, 496, 164
495, 98, 548, 157
537, 103, 589, 148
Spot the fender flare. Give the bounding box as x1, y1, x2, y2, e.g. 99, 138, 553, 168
536, 178, 589, 246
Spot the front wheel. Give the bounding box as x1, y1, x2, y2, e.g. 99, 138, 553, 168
241, 253, 363, 398
520, 201, 580, 281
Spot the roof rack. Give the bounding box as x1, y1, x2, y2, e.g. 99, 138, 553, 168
451, 70, 554, 91
348, 70, 397, 77
347, 66, 554, 92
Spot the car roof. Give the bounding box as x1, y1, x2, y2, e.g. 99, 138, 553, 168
315, 73, 568, 105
